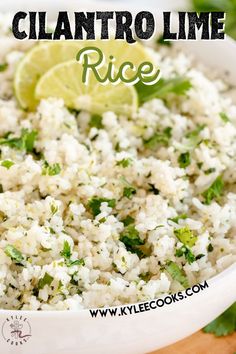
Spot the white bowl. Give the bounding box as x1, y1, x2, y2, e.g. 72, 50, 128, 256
0, 1, 236, 353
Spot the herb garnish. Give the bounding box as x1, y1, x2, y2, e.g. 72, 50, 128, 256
89, 114, 104, 129
178, 152, 191, 168
144, 127, 172, 149
174, 226, 197, 247
88, 197, 116, 217
202, 176, 224, 205
120, 225, 145, 258
1, 160, 14, 169
136, 77, 192, 104
38, 272, 54, 289
4, 245, 24, 265
165, 261, 189, 288
42, 161, 61, 176
0, 129, 37, 152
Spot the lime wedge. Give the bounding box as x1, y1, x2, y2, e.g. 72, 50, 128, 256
14, 40, 153, 111
35, 60, 138, 116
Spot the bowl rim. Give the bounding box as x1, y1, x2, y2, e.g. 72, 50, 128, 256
1, 262, 235, 315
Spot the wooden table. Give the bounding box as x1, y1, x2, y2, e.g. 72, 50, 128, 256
150, 331, 236, 354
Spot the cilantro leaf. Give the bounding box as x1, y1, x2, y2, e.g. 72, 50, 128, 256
144, 127, 172, 149
169, 214, 187, 224
178, 152, 191, 168
60, 240, 72, 259
121, 215, 135, 226
165, 261, 189, 288
60, 240, 85, 267
116, 158, 133, 168
204, 302, 236, 336
136, 77, 192, 104
42, 161, 61, 176
120, 225, 145, 257
88, 197, 116, 217
202, 176, 224, 205
89, 114, 103, 129
1, 160, 14, 169
220, 112, 230, 123
4, 245, 24, 265
175, 245, 196, 264
38, 272, 54, 289
0, 129, 37, 152
174, 226, 197, 247
192, 0, 236, 40
123, 186, 136, 199
156, 34, 172, 46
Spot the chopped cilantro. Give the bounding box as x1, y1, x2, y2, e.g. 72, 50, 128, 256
116, 158, 133, 168
0, 129, 37, 152
121, 215, 135, 226
140, 272, 151, 281
0, 63, 8, 72
89, 114, 103, 129
169, 214, 187, 224
144, 127, 172, 149
120, 176, 136, 199
148, 183, 159, 195
186, 124, 205, 139
207, 243, 214, 252
42, 161, 61, 176
4, 245, 24, 265
156, 34, 172, 46
202, 176, 224, 205
220, 112, 230, 123
120, 225, 145, 257
174, 226, 197, 247
123, 186, 136, 199
178, 152, 191, 168
175, 245, 196, 264
0, 184, 3, 193
50, 204, 58, 215
60, 240, 71, 259
88, 197, 116, 217
1, 160, 14, 169
195, 253, 205, 260
204, 167, 216, 175
165, 261, 189, 288
204, 302, 236, 337
135, 77, 192, 104
60, 240, 85, 267
38, 272, 54, 289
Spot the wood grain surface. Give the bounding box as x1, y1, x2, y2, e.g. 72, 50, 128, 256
150, 331, 236, 354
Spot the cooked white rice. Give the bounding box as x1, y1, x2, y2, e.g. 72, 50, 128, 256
0, 16, 235, 311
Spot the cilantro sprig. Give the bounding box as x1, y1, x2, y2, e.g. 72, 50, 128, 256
204, 302, 236, 336
135, 77, 192, 104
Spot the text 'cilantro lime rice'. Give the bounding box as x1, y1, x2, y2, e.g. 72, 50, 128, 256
0, 17, 236, 311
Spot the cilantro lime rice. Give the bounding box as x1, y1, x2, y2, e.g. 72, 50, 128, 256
0, 17, 236, 311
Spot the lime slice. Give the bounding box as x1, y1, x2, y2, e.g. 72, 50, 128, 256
35, 60, 138, 116
14, 42, 83, 110
14, 40, 153, 111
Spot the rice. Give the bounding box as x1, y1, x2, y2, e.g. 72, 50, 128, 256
0, 17, 236, 311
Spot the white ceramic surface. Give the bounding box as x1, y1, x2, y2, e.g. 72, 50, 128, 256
0, 1, 236, 353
